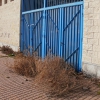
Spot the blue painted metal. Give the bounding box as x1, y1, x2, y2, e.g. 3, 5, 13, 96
78, 5, 83, 72
21, 0, 83, 72
22, 2, 83, 14
59, 8, 62, 57
42, 0, 46, 58
29, 13, 33, 55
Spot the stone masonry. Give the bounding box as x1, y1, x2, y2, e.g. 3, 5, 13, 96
0, 0, 20, 51
83, 0, 100, 77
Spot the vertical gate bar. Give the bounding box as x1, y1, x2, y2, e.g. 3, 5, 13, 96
75, 6, 77, 68
66, 7, 68, 61
54, 9, 55, 56
57, 8, 58, 56
77, 5, 80, 71
47, 10, 48, 54
42, 0, 46, 58
70, 6, 73, 64
55, 9, 57, 56
48, 10, 50, 55
59, 8, 62, 57
65, 7, 67, 60
21, 15, 24, 52
30, 13, 33, 55
52, 9, 54, 55
72, 6, 74, 65
33, 14, 35, 50
45, 10, 47, 55
40, 12, 42, 56
24, 15, 26, 50
25, 14, 30, 49
38, 12, 40, 57
73, 6, 75, 67
78, 5, 83, 72
20, 0, 24, 52
65, 7, 66, 60
34, 14, 36, 50
50, 9, 52, 55
51, 9, 53, 55
61, 7, 64, 58
26, 15, 28, 50
49, 10, 51, 55
25, 15, 27, 50
69, 7, 71, 63
75, 5, 78, 71
57, 9, 59, 56
76, 5, 78, 71
52, 9, 55, 56
37, 12, 39, 54
37, 12, 39, 55
67, 7, 69, 62
37, 12, 38, 56
36, 12, 38, 53
54, 9, 56, 56
52, 9, 53, 55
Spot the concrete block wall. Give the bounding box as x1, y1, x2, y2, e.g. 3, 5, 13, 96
83, 0, 100, 77
0, 0, 20, 51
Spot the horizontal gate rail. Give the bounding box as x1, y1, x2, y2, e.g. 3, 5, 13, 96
22, 1, 83, 14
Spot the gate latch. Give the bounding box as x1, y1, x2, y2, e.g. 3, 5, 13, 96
30, 24, 34, 26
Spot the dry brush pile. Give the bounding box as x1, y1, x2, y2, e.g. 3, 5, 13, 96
0, 46, 98, 97
14, 53, 84, 96
0, 46, 88, 96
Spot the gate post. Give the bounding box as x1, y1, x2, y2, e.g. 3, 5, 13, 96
21, 15, 25, 52
42, 0, 46, 59
78, 5, 83, 72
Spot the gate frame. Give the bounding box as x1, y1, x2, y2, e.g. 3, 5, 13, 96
20, 1, 84, 72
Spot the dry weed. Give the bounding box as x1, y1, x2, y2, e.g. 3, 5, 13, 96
35, 57, 77, 96
14, 54, 84, 96
14, 56, 37, 77
1, 46, 14, 55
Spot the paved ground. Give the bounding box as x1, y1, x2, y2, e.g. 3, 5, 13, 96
0, 52, 100, 100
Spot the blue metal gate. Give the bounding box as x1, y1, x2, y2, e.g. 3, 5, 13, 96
21, 0, 83, 72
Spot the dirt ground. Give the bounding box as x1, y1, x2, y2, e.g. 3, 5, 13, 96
0, 51, 100, 100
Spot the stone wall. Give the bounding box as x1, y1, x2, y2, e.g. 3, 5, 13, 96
0, 0, 20, 51
83, 0, 100, 77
